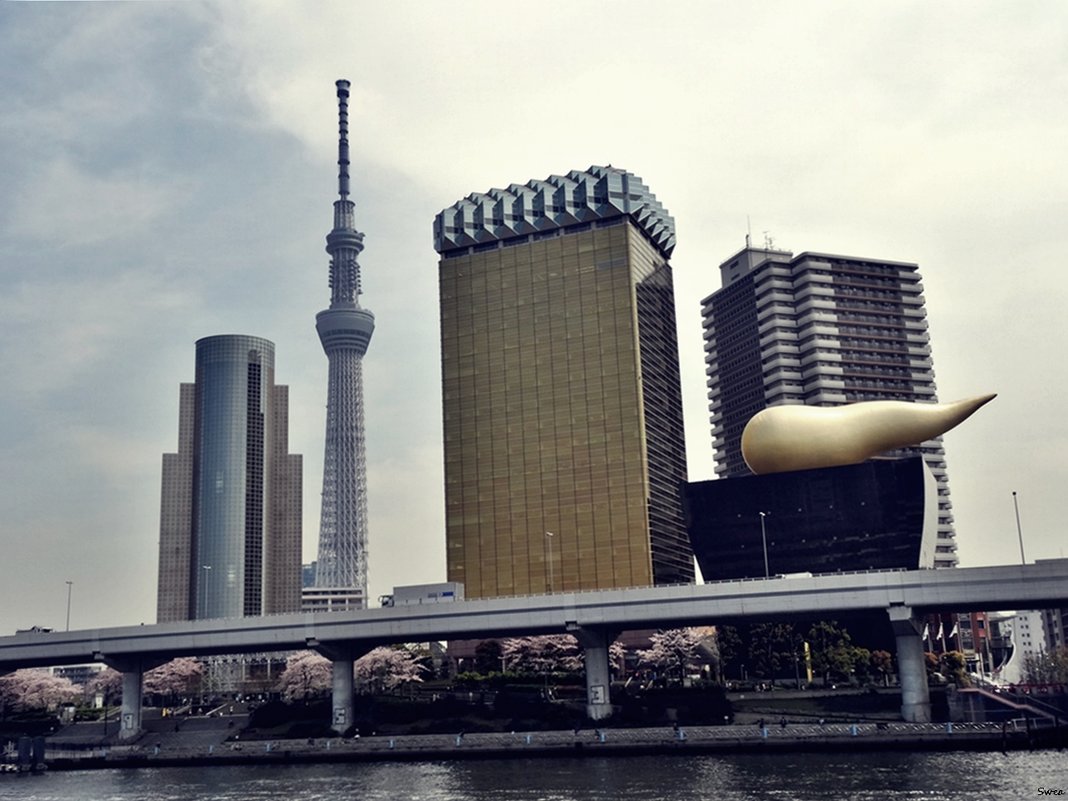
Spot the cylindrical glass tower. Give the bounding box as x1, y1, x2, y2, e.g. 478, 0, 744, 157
191, 334, 275, 619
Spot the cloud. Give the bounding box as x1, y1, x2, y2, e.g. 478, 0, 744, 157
2, 0, 1068, 635
0, 270, 195, 400
5, 158, 182, 249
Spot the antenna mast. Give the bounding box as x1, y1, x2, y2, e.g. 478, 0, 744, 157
336, 79, 351, 199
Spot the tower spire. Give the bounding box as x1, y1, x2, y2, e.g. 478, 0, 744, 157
336, 79, 350, 200
314, 78, 375, 606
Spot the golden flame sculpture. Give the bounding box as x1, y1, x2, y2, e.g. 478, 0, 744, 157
741, 394, 996, 475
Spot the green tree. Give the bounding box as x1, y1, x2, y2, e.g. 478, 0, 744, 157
716, 625, 743, 682
870, 650, 894, 687
748, 623, 798, 681
806, 621, 855, 685
474, 639, 503, 674
850, 646, 872, 684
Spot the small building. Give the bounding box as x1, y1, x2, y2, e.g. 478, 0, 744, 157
301, 586, 365, 613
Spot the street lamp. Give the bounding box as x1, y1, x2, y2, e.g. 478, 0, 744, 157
545, 531, 555, 593
759, 512, 770, 579
1012, 491, 1026, 565
200, 564, 212, 616
65, 580, 73, 632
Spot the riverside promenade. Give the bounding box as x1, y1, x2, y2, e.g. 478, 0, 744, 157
33, 720, 1064, 770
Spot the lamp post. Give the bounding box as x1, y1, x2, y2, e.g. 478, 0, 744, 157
200, 564, 212, 617
545, 531, 555, 593
1012, 491, 1026, 565
65, 580, 73, 632
759, 512, 770, 578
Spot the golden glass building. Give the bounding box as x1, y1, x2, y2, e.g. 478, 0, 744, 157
433, 166, 693, 599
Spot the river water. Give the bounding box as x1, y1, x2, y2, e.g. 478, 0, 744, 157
1, 751, 1065, 800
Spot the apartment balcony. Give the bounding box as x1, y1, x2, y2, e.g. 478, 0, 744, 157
799, 350, 841, 366
803, 376, 846, 391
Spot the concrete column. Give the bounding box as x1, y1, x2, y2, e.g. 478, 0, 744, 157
571, 626, 616, 721
99, 655, 162, 742
887, 606, 932, 723
119, 666, 144, 740
331, 658, 354, 734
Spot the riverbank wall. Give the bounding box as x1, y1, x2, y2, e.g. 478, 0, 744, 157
33, 721, 1066, 770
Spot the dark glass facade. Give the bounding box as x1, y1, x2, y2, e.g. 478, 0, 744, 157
634, 252, 691, 586
684, 456, 936, 582
706, 277, 763, 477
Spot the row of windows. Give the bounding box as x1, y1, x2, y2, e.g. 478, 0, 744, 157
832, 283, 907, 298
763, 358, 925, 379
442, 258, 632, 281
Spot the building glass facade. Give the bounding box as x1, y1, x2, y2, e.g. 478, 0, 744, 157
434, 166, 692, 599
157, 335, 302, 621
684, 456, 937, 581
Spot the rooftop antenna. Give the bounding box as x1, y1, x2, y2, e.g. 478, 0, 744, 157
763, 230, 774, 250
746, 215, 752, 249
336, 79, 351, 200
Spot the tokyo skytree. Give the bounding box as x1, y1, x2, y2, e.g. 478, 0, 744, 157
314, 80, 374, 600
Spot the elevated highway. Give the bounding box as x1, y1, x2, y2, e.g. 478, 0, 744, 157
3, 561, 1066, 736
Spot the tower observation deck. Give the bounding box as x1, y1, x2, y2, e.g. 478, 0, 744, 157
314, 79, 374, 600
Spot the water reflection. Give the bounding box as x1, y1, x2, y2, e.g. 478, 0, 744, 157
0, 752, 1064, 801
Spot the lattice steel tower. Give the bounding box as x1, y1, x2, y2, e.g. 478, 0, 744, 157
313, 79, 374, 599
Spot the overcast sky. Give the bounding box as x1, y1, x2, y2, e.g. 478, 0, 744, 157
1, 2, 1065, 635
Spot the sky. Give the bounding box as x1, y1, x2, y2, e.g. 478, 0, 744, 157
1, 1, 1066, 635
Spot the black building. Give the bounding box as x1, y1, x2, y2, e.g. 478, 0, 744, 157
684, 456, 936, 582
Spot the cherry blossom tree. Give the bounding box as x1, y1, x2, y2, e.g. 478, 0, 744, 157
501, 635, 583, 676
276, 651, 332, 702
86, 668, 122, 702
144, 657, 204, 700
1023, 646, 1068, 684
637, 628, 715, 684
354, 646, 427, 695
0, 669, 79, 715
610, 641, 627, 679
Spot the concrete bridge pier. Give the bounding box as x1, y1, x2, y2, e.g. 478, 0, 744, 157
98, 656, 164, 741
887, 606, 932, 723
331, 657, 354, 733
313, 642, 369, 734
569, 626, 618, 721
